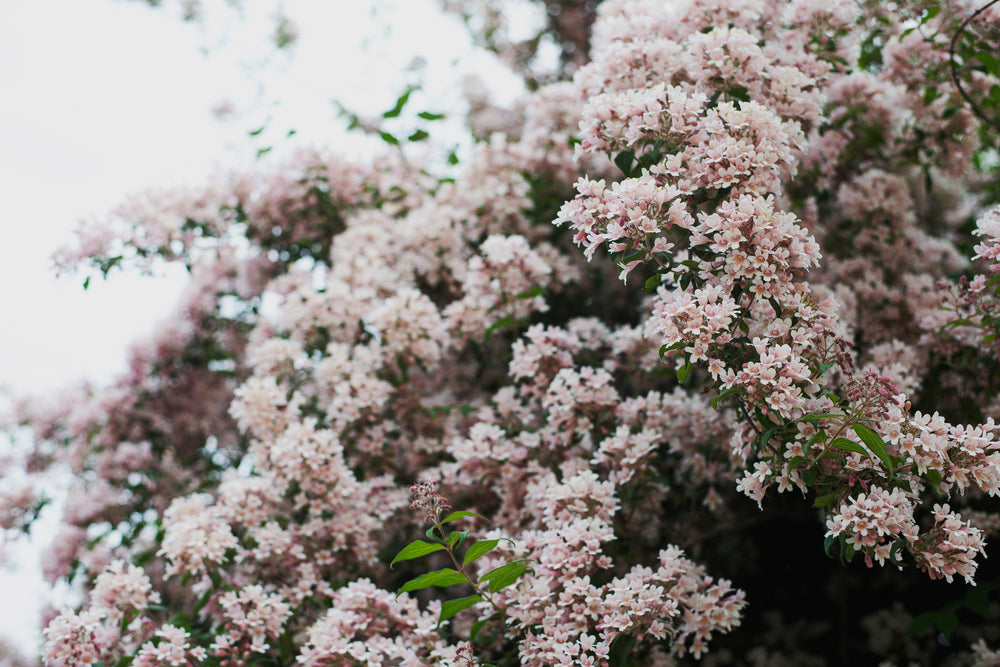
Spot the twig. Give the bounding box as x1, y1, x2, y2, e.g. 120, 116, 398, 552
949, 0, 1000, 132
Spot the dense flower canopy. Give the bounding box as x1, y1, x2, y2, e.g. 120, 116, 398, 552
4, 0, 1000, 665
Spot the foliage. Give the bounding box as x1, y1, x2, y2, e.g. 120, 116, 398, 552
4, 0, 1000, 665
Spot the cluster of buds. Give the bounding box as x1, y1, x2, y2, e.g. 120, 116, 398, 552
409, 481, 452, 525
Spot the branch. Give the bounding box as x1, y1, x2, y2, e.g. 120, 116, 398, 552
949, 0, 1000, 132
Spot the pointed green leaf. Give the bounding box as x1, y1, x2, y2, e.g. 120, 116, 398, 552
823, 534, 838, 558
479, 559, 531, 593
830, 437, 869, 458
799, 413, 841, 421
437, 594, 482, 628
397, 568, 466, 597
447, 529, 470, 550
925, 469, 943, 493
711, 387, 740, 410
936, 611, 959, 640
379, 131, 400, 146
908, 612, 937, 635
516, 285, 545, 299
805, 431, 828, 447
888, 539, 908, 568
441, 510, 489, 525
614, 149, 635, 177
813, 492, 840, 508
463, 539, 500, 565
852, 423, 893, 472
383, 88, 413, 118
676, 361, 691, 384
659, 340, 686, 360
470, 612, 500, 642
389, 540, 447, 569
814, 362, 834, 377
418, 111, 446, 121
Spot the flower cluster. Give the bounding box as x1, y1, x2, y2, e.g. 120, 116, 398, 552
7, 0, 1000, 664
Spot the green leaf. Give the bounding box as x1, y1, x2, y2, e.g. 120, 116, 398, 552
841, 539, 856, 564
924, 469, 943, 493
908, 612, 937, 635
447, 529, 470, 550
805, 431, 827, 447
937, 611, 959, 640
829, 437, 869, 458
676, 361, 692, 384
659, 340, 686, 360
972, 50, 1000, 77
441, 510, 489, 524
389, 540, 447, 568
823, 534, 838, 558
711, 387, 740, 410
889, 477, 912, 493
397, 568, 467, 596
963, 584, 993, 619
644, 273, 661, 292
852, 423, 893, 472
379, 131, 400, 146
758, 423, 778, 452
383, 87, 413, 118
192, 586, 213, 614
408, 129, 430, 142
438, 594, 482, 628
470, 612, 500, 642
418, 111, 445, 121
483, 317, 513, 341
614, 149, 635, 177
479, 559, 531, 593
516, 285, 545, 299
818, 389, 840, 402
889, 539, 907, 567
463, 539, 501, 565
813, 492, 840, 508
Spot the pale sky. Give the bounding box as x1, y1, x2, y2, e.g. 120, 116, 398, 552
0, 0, 524, 654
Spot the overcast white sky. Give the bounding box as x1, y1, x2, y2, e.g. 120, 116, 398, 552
0, 0, 525, 654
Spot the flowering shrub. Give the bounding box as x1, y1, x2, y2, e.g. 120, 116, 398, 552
5, 0, 1000, 664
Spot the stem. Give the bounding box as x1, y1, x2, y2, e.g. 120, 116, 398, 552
949, 0, 1000, 132
433, 521, 502, 613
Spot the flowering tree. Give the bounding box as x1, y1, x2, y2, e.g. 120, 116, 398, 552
4, 0, 1000, 664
